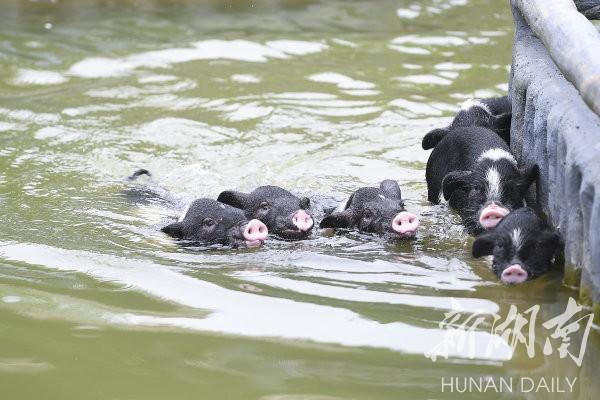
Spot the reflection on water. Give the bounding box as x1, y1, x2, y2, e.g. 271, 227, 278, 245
1, 242, 511, 360
0, 0, 598, 399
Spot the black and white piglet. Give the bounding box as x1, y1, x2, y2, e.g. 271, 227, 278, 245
422, 96, 512, 150
472, 208, 560, 284
217, 186, 314, 240
320, 180, 419, 240
162, 199, 268, 248
425, 126, 537, 235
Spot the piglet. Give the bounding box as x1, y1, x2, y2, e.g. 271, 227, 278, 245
217, 186, 314, 240
472, 208, 560, 284
423, 96, 512, 149
320, 180, 419, 240
162, 199, 268, 248
424, 126, 537, 235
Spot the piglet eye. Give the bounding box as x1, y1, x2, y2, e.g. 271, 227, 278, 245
203, 218, 216, 227
259, 202, 270, 211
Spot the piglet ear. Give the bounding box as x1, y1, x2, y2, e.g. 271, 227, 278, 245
299, 197, 310, 209
319, 210, 353, 229
422, 128, 449, 150
536, 231, 561, 259
217, 190, 249, 209
516, 164, 539, 195
472, 233, 496, 258
162, 222, 185, 238
442, 170, 472, 201
380, 180, 402, 199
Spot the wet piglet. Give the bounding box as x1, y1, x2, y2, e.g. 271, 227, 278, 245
320, 180, 419, 240
217, 186, 314, 240
472, 208, 561, 284
424, 126, 537, 235
162, 199, 268, 248
422, 96, 512, 150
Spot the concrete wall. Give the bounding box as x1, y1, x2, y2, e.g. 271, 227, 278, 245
510, 6, 600, 321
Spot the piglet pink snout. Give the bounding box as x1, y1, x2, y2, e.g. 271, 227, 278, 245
479, 203, 509, 230
501, 264, 529, 284
243, 219, 268, 247
292, 210, 314, 232
392, 211, 419, 236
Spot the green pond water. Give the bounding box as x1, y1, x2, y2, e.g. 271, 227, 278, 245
1, 0, 598, 399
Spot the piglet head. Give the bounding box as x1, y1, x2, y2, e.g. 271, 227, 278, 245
472, 228, 560, 285
320, 180, 419, 240
442, 164, 538, 234
218, 186, 313, 240
360, 200, 419, 240
162, 199, 268, 248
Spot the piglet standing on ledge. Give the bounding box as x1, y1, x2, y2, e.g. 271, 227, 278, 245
320, 180, 419, 241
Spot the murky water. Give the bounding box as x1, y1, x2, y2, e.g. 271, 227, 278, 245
1, 1, 598, 399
